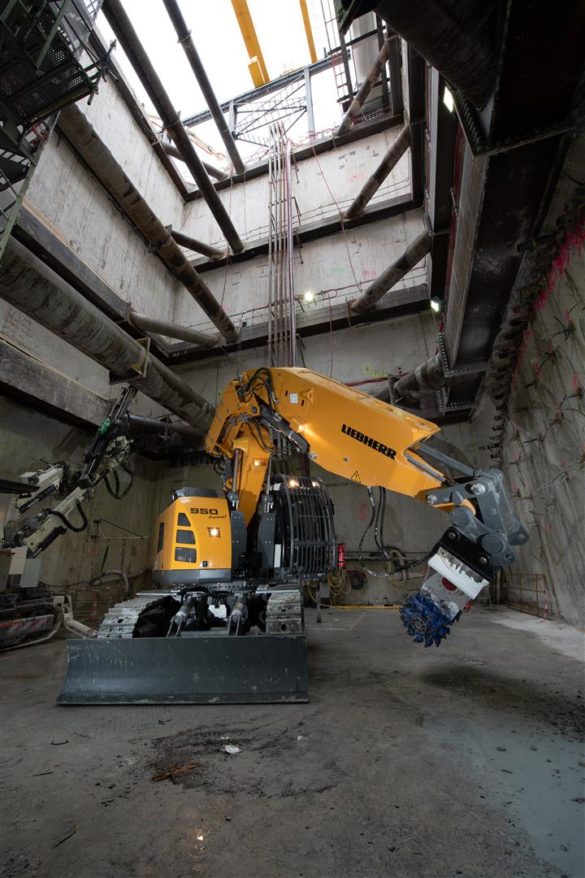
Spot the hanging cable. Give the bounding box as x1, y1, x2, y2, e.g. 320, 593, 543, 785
44, 502, 88, 534
357, 486, 433, 578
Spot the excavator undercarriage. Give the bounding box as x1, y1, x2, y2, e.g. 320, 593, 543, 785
58, 474, 332, 704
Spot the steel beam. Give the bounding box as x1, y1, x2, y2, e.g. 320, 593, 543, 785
0, 239, 215, 434
192, 192, 417, 273
231, 0, 269, 86
183, 56, 332, 128
58, 103, 238, 343
103, 0, 244, 253
299, 0, 317, 63
162, 0, 245, 175
168, 283, 429, 364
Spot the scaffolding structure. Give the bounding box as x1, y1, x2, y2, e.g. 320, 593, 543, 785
0, 0, 110, 259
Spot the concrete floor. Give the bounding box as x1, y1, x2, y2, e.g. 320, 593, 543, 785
1, 607, 584, 878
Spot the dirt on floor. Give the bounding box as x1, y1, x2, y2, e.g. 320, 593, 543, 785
0, 607, 584, 878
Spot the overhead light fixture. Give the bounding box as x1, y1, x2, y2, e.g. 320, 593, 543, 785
430, 297, 443, 314
443, 86, 455, 114
302, 290, 315, 304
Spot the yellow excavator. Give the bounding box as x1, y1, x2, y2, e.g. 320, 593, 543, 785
58, 367, 528, 705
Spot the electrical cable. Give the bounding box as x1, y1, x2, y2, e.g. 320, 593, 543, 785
44, 501, 88, 534
357, 486, 433, 578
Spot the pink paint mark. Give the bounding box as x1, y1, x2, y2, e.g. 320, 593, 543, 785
512, 222, 585, 382
534, 221, 585, 312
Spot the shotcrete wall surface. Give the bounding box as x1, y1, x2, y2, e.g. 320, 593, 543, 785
501, 248, 585, 627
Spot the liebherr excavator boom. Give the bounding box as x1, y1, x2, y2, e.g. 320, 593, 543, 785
58, 368, 527, 705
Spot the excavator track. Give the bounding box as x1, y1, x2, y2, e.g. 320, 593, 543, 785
265, 588, 304, 634
97, 592, 176, 639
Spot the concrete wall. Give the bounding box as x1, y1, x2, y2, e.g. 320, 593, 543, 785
180, 127, 411, 251
500, 247, 585, 627
173, 209, 426, 335
176, 311, 437, 407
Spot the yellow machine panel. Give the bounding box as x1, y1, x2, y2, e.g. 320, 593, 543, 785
206, 367, 444, 524
152, 494, 232, 585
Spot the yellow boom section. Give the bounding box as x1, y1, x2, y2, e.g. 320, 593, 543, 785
206, 367, 445, 526
231, 0, 269, 87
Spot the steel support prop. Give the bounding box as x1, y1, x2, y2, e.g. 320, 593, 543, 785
128, 309, 219, 348
393, 353, 444, 400
128, 413, 200, 442
350, 230, 431, 314
103, 0, 244, 253
0, 239, 215, 434
162, 0, 245, 175
58, 104, 238, 343
336, 38, 390, 136
344, 124, 410, 219
170, 227, 226, 260
161, 140, 226, 181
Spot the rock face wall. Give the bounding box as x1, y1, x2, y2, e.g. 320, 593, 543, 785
501, 236, 585, 626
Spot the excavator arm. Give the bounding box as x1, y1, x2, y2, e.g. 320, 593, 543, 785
206, 367, 528, 645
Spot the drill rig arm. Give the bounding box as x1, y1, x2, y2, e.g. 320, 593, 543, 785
9, 386, 137, 558
206, 367, 528, 641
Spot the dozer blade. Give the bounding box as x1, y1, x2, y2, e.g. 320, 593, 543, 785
57, 635, 309, 704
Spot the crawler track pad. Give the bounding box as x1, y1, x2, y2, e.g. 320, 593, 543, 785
57, 635, 309, 704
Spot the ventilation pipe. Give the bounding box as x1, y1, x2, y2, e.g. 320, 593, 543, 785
336, 38, 390, 136
350, 230, 431, 314
0, 239, 215, 435
169, 227, 226, 261
103, 0, 244, 253
344, 124, 410, 219
374, 0, 497, 108
128, 309, 220, 348
58, 104, 237, 344
162, 0, 245, 176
